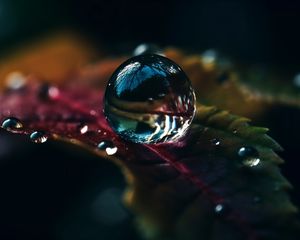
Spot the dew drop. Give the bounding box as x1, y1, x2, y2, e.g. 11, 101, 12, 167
5, 71, 27, 90
38, 83, 60, 101
133, 43, 163, 56
104, 54, 196, 144
98, 141, 118, 156
30, 131, 48, 143
238, 146, 261, 167
78, 124, 88, 134
214, 204, 224, 214
211, 138, 220, 146
1, 117, 23, 132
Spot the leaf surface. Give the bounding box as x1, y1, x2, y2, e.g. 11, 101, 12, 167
0, 76, 298, 240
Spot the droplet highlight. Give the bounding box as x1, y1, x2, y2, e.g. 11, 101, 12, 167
238, 146, 260, 167
5, 71, 27, 90
214, 204, 224, 214
30, 131, 48, 143
38, 83, 60, 101
104, 54, 196, 144
78, 124, 88, 134
98, 141, 118, 156
133, 43, 163, 56
1, 117, 23, 133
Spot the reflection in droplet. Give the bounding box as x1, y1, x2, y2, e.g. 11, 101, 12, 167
98, 141, 118, 156
238, 146, 261, 167
5, 71, 26, 90
30, 131, 48, 143
1, 117, 23, 132
133, 43, 163, 56
104, 54, 196, 144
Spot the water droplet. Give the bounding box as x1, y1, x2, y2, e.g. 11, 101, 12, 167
5, 71, 26, 90
133, 43, 163, 56
293, 73, 300, 87
215, 204, 224, 214
211, 138, 220, 146
98, 141, 118, 156
202, 49, 217, 65
30, 131, 48, 143
78, 124, 88, 134
238, 146, 260, 167
1, 117, 23, 132
201, 49, 232, 71
104, 54, 196, 144
38, 83, 60, 101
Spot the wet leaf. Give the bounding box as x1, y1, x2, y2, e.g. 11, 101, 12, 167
0, 76, 298, 240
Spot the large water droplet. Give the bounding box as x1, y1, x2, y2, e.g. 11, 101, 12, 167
238, 146, 260, 167
1, 117, 23, 132
98, 141, 118, 156
133, 43, 162, 56
30, 131, 48, 143
104, 54, 196, 144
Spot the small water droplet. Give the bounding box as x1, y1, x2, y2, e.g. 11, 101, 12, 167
90, 110, 97, 116
104, 54, 196, 144
38, 83, 60, 101
5, 71, 27, 90
215, 204, 224, 214
98, 141, 118, 156
211, 138, 220, 146
238, 146, 260, 167
133, 43, 163, 56
30, 131, 48, 143
202, 49, 217, 65
78, 124, 88, 134
1, 117, 23, 132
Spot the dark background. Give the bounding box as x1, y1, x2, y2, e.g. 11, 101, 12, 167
0, 0, 300, 239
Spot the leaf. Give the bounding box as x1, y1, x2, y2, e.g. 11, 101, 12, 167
0, 77, 298, 240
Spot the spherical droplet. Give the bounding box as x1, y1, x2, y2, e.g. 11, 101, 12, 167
98, 141, 118, 156
1, 117, 23, 133
211, 138, 220, 146
214, 204, 225, 215
104, 54, 196, 144
5, 71, 27, 90
238, 146, 260, 167
133, 43, 162, 56
30, 131, 48, 143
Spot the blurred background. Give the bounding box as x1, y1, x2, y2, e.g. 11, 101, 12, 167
0, 0, 300, 239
